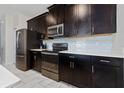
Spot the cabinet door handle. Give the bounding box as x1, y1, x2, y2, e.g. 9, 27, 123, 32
72, 62, 74, 69
34, 56, 36, 61
17, 55, 24, 58
69, 56, 75, 59
100, 60, 110, 63
70, 62, 74, 69
92, 66, 94, 73
70, 62, 72, 68
92, 26, 95, 34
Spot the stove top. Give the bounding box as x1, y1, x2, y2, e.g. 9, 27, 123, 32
42, 43, 68, 54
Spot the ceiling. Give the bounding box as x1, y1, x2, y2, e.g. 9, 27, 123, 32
0, 4, 51, 18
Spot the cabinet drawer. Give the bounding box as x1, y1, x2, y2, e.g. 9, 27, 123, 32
93, 56, 123, 67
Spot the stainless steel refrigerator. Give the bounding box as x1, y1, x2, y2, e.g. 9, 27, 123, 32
16, 29, 41, 71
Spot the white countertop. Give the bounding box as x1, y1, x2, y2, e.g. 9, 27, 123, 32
0, 65, 20, 88
30, 49, 47, 51
59, 49, 124, 58
30, 48, 124, 58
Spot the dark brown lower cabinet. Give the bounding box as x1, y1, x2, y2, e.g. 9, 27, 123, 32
59, 53, 123, 88
72, 56, 92, 87
59, 54, 72, 84
92, 56, 123, 88
93, 64, 122, 88
59, 54, 92, 87
31, 51, 42, 72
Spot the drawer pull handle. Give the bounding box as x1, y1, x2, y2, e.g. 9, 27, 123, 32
100, 60, 110, 63
92, 66, 94, 73
69, 56, 75, 58
70, 62, 74, 69
17, 55, 24, 58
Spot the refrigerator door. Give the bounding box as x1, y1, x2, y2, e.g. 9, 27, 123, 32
16, 29, 27, 71
16, 54, 27, 71
16, 30, 26, 55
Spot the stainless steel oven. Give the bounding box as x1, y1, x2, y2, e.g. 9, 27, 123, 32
42, 52, 59, 81
41, 43, 68, 81
42, 52, 58, 73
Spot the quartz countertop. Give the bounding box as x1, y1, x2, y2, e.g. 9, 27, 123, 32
59, 49, 124, 58
30, 49, 47, 52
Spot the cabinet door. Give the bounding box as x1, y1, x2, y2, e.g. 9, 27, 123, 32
93, 64, 123, 88
64, 5, 78, 37
77, 4, 91, 36
92, 4, 116, 34
47, 5, 65, 26
72, 55, 92, 87
38, 13, 48, 37
57, 5, 65, 24
59, 54, 73, 84
60, 54, 92, 87
33, 52, 42, 72
27, 19, 39, 32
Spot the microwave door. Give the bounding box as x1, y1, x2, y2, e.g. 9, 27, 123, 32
48, 27, 58, 37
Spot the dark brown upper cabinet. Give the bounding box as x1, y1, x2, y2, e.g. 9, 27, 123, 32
27, 18, 39, 32
47, 4, 65, 26
64, 4, 116, 37
64, 4, 91, 37
37, 13, 48, 37
91, 4, 116, 34
64, 5, 78, 37
27, 12, 48, 38
77, 4, 92, 36
27, 4, 116, 38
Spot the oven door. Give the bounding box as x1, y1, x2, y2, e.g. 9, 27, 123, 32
41, 52, 58, 74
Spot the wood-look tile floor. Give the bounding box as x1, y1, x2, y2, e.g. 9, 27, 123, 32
4, 64, 76, 88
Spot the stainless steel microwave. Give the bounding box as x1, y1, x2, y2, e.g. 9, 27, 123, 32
47, 24, 64, 37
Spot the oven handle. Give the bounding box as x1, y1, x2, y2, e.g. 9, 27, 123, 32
41, 52, 58, 56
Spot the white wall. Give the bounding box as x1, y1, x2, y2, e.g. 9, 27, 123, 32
114, 4, 124, 49
43, 5, 124, 52
0, 15, 6, 65
1, 13, 29, 65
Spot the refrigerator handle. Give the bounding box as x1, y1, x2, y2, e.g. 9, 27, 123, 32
16, 31, 21, 49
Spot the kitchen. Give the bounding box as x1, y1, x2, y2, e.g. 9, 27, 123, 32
0, 4, 124, 88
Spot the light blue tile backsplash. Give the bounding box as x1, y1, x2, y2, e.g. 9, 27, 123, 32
43, 35, 114, 51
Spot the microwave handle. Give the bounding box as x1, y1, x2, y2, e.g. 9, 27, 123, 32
56, 25, 59, 35
57, 24, 64, 35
